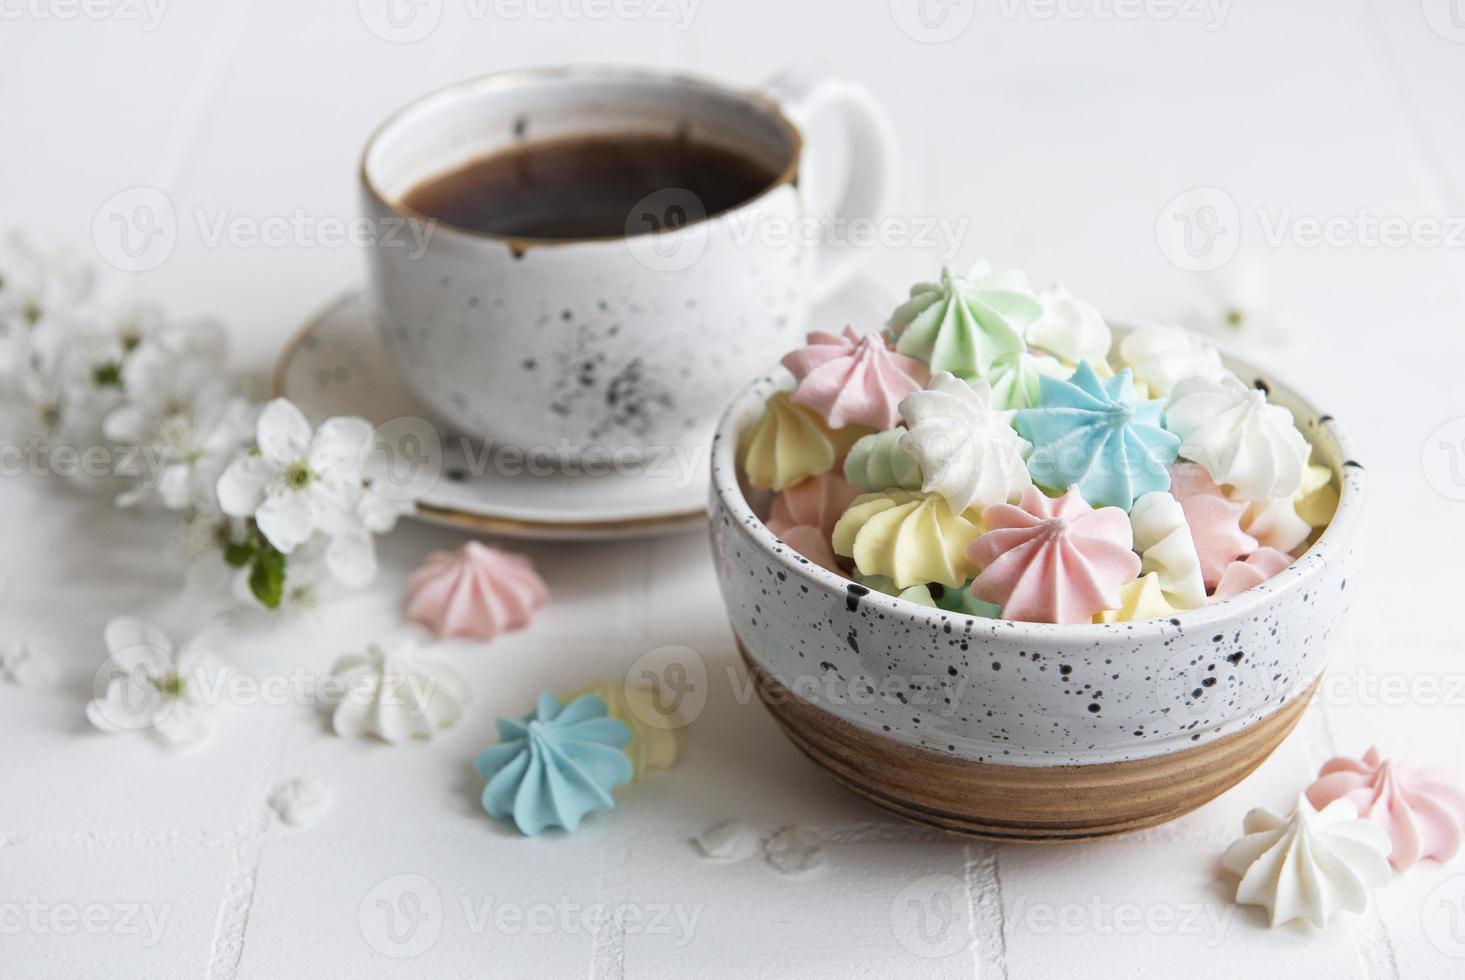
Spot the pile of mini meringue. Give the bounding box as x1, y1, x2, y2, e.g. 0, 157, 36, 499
1224, 747, 1465, 929
738, 263, 1339, 624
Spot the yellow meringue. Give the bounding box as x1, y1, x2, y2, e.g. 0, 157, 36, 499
739, 391, 869, 491
832, 491, 983, 589
565, 680, 682, 780
1095, 573, 1179, 624
1293, 463, 1338, 528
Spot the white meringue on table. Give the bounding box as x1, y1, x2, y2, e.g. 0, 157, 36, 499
897, 372, 1031, 513
694, 821, 762, 862
1117, 323, 1228, 398
1165, 373, 1310, 500
1128, 491, 1206, 610
323, 639, 469, 744
1221, 796, 1392, 928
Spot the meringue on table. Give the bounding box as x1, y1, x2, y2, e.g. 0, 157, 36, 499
1221, 796, 1392, 928
405, 541, 547, 643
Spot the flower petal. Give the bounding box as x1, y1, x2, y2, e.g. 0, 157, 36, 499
311, 416, 373, 478
256, 489, 315, 553
256, 398, 312, 464
216, 454, 275, 517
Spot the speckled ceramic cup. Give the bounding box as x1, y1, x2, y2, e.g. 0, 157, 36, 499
709, 344, 1364, 841
360, 66, 894, 458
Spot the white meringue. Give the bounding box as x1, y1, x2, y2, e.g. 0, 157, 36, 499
764, 827, 825, 875
897, 372, 1031, 513
1128, 491, 1206, 609
268, 777, 333, 828
323, 640, 470, 744
1117, 324, 1228, 398
1028, 283, 1112, 366
694, 820, 762, 862
1221, 797, 1392, 928
1166, 374, 1310, 499
1237, 494, 1312, 553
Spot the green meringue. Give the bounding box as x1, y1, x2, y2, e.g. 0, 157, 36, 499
855, 572, 938, 607
986, 350, 1070, 411
887, 263, 1038, 379
844, 429, 923, 491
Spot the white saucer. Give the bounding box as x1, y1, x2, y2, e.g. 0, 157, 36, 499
272, 278, 893, 540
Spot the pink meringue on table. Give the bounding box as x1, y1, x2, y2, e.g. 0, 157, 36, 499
967, 485, 1141, 624
1169, 463, 1258, 589
1210, 547, 1292, 602
765, 471, 860, 572
780, 327, 930, 430
1307, 747, 1465, 870
406, 541, 548, 642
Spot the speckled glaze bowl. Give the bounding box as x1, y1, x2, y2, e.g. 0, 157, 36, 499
709, 345, 1364, 841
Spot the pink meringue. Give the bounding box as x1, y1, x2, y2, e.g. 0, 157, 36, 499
406, 541, 548, 641
765, 471, 860, 572
1210, 547, 1292, 602
967, 485, 1141, 624
781, 327, 930, 430
1169, 463, 1258, 589
1306, 748, 1465, 870
776, 525, 841, 572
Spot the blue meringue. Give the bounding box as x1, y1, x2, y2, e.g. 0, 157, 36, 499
1015, 361, 1179, 509
474, 692, 633, 835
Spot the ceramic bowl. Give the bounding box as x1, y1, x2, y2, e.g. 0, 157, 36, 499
708, 345, 1364, 841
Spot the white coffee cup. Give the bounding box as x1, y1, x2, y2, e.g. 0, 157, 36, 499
360, 65, 895, 458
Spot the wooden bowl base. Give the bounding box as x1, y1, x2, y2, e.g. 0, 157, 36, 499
739, 643, 1318, 842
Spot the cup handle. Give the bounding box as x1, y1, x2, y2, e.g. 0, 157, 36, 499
764, 68, 898, 303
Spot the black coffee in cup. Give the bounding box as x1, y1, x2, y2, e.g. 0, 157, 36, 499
400, 133, 778, 240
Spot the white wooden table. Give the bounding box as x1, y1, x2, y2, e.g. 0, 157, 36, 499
3, 2, 1465, 976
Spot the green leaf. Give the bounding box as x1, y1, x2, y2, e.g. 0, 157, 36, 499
249, 547, 287, 610
224, 541, 254, 568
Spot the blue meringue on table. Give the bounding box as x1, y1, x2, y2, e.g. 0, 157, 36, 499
1015, 361, 1180, 509
474, 692, 633, 836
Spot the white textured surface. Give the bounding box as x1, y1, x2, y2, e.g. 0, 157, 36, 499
3, 2, 1465, 977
